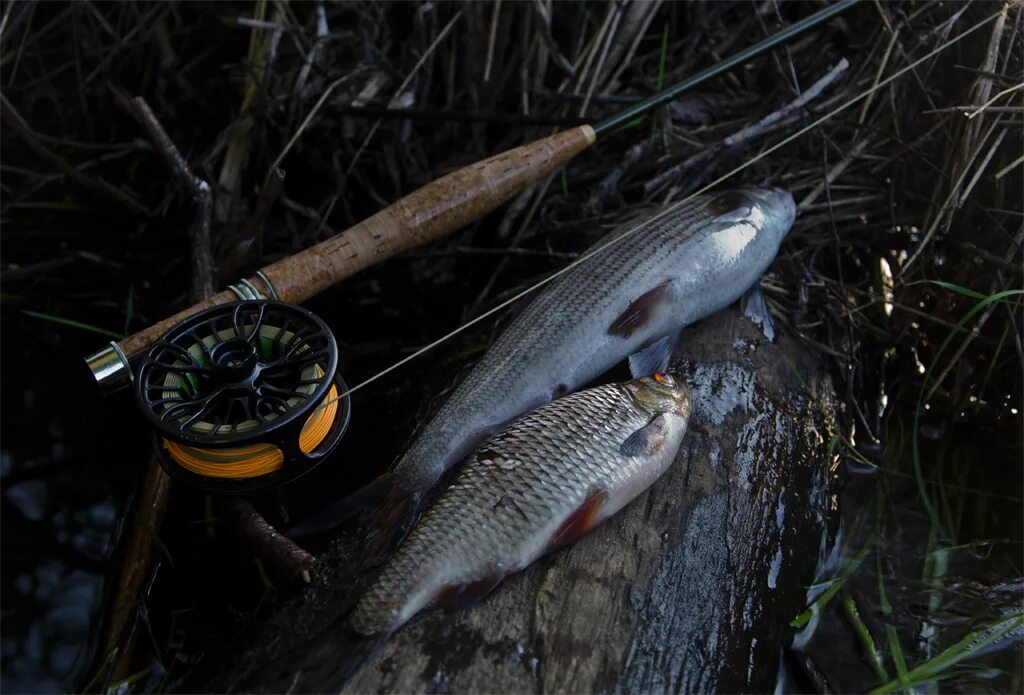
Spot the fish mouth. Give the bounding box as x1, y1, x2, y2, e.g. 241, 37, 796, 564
741, 186, 797, 235
629, 375, 692, 416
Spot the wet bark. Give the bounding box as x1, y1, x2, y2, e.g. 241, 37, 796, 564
207, 305, 837, 693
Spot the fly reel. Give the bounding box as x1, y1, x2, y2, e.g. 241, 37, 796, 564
134, 301, 351, 495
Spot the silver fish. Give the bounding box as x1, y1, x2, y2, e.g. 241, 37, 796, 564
293, 187, 794, 552
351, 373, 692, 637
255, 375, 691, 692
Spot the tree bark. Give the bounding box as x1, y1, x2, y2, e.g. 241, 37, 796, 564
207, 305, 837, 693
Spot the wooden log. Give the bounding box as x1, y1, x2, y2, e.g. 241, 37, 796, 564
204, 305, 837, 693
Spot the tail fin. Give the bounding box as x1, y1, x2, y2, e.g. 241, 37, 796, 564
245, 621, 389, 693
356, 486, 420, 570
287, 473, 398, 539
288, 472, 422, 570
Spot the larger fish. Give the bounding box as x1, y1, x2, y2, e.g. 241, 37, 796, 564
262, 374, 691, 691
294, 186, 794, 554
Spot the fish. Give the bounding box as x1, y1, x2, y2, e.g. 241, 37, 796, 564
259, 374, 692, 691
291, 186, 795, 558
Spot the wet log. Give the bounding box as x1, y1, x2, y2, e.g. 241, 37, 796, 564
208, 304, 837, 693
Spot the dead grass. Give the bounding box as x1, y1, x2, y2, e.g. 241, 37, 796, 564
1, 1, 1020, 691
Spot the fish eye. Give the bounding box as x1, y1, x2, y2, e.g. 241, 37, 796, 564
653, 373, 674, 386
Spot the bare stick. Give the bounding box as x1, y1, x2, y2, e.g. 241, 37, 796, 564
531, 0, 576, 79
724, 58, 849, 147
647, 59, 850, 197
129, 97, 215, 300
128, 99, 321, 581
579, 2, 624, 117
230, 167, 287, 269
93, 457, 172, 685
483, 0, 502, 82
223, 499, 316, 583
0, 95, 150, 216
798, 136, 871, 211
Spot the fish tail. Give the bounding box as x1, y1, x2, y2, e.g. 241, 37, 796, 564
246, 621, 389, 693
287, 473, 398, 539
356, 483, 421, 570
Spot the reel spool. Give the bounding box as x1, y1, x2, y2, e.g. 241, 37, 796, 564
134, 301, 351, 495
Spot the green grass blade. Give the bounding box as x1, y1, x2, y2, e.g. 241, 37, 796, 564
884, 623, 911, 691
905, 279, 991, 301
656, 22, 669, 92
22, 309, 125, 340
843, 592, 890, 683
912, 288, 1024, 541
871, 613, 1024, 693
791, 534, 875, 628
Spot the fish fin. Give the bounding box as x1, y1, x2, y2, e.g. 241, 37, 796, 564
287, 473, 396, 539
550, 489, 608, 548
244, 620, 389, 693
741, 286, 776, 341
608, 279, 674, 338
619, 413, 671, 457
434, 572, 507, 611
357, 486, 422, 570
628, 330, 680, 378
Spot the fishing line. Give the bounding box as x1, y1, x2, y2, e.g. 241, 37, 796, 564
83, 0, 865, 394
324, 8, 1003, 407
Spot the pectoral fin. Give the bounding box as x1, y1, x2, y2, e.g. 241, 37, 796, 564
741, 286, 776, 341
608, 280, 674, 338
628, 330, 680, 378
619, 413, 671, 457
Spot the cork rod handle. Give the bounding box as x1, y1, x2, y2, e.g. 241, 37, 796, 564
112, 125, 595, 360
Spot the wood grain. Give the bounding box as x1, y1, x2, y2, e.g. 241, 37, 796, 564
204, 306, 837, 693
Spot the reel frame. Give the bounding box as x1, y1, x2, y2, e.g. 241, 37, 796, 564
134, 300, 351, 495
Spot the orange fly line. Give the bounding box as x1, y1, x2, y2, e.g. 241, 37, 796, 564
164, 384, 339, 479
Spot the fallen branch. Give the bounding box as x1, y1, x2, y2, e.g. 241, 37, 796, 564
222, 499, 316, 583
0, 95, 150, 217
128, 96, 215, 300
91, 96, 315, 689
724, 57, 850, 147
645, 57, 850, 196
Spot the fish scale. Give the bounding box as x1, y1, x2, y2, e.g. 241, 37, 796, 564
290, 187, 793, 555
393, 188, 792, 491
349, 377, 691, 637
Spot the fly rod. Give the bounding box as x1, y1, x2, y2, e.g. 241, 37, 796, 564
85, 0, 859, 389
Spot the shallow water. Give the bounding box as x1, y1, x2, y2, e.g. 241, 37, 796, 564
1, 323, 142, 692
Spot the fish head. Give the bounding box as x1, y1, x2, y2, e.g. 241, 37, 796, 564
745, 186, 796, 241
707, 187, 796, 245
626, 372, 692, 418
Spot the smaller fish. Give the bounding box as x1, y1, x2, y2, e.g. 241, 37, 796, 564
256, 374, 692, 692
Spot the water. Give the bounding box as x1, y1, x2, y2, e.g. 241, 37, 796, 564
1, 318, 144, 692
